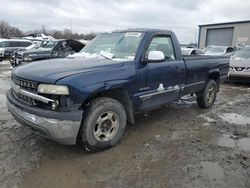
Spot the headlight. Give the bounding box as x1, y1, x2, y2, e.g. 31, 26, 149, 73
37, 84, 69, 95
23, 56, 32, 61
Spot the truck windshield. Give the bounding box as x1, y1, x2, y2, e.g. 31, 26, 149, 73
42, 41, 59, 49
79, 32, 144, 61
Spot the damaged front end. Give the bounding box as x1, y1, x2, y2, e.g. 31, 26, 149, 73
7, 76, 83, 145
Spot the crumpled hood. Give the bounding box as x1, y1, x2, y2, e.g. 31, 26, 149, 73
12, 57, 125, 83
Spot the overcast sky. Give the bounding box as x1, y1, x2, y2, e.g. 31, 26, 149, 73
1, 0, 250, 43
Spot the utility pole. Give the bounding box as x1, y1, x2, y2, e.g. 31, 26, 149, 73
70, 19, 72, 33
42, 25, 46, 34
194, 31, 198, 46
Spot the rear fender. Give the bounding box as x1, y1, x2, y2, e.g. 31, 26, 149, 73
208, 69, 220, 91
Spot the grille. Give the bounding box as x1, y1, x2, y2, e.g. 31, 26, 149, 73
12, 76, 38, 91
12, 90, 36, 105
11, 76, 38, 105
233, 67, 247, 72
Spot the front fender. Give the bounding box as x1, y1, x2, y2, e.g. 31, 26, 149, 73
72, 79, 132, 103
208, 68, 220, 75
56, 62, 136, 104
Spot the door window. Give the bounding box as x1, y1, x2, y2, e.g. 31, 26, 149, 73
9, 41, 25, 47
147, 36, 176, 60
22, 41, 32, 47
0, 41, 8, 47
9, 41, 18, 47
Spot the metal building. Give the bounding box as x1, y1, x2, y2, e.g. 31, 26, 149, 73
198, 20, 250, 49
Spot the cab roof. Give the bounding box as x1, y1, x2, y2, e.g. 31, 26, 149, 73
112, 28, 172, 33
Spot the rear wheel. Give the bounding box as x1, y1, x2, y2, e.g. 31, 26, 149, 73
196, 80, 217, 108
80, 97, 127, 152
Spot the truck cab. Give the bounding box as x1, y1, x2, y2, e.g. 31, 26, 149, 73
7, 29, 229, 151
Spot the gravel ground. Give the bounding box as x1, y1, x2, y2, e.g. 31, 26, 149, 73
0, 60, 250, 188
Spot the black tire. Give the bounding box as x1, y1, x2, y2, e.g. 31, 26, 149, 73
10, 60, 16, 68
196, 80, 217, 108
80, 97, 127, 152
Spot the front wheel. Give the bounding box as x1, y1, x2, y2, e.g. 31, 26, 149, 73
80, 97, 127, 152
196, 80, 217, 108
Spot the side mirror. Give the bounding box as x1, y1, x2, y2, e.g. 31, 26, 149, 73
147, 51, 165, 62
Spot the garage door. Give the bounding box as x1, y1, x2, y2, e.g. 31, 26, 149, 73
206, 27, 234, 46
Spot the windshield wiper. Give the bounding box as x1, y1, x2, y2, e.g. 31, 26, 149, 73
99, 51, 114, 60
100, 53, 112, 60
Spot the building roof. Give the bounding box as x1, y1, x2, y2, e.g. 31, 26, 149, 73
199, 20, 250, 27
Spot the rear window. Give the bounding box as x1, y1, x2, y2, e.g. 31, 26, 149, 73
1, 41, 32, 47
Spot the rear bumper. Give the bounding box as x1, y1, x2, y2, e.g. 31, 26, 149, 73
7, 91, 83, 145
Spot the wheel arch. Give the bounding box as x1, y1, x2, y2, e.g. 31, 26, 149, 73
208, 69, 220, 91
82, 88, 135, 124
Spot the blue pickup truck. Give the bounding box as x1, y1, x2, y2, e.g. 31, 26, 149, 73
7, 29, 229, 151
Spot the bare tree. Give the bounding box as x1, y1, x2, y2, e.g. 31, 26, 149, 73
0, 20, 23, 38
0, 21, 9, 38
49, 29, 96, 40
0, 20, 96, 40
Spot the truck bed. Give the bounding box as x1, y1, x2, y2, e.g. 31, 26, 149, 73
182, 55, 229, 95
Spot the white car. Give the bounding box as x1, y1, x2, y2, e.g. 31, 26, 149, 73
181, 48, 205, 56
203, 45, 234, 56
228, 47, 250, 83
0, 39, 33, 60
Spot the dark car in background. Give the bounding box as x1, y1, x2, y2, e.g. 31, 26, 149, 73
12, 39, 85, 67
0, 39, 33, 61
228, 47, 250, 83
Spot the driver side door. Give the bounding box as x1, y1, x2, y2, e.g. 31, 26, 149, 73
138, 35, 186, 110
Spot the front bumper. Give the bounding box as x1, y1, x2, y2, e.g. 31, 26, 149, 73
228, 71, 250, 83
7, 91, 83, 145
